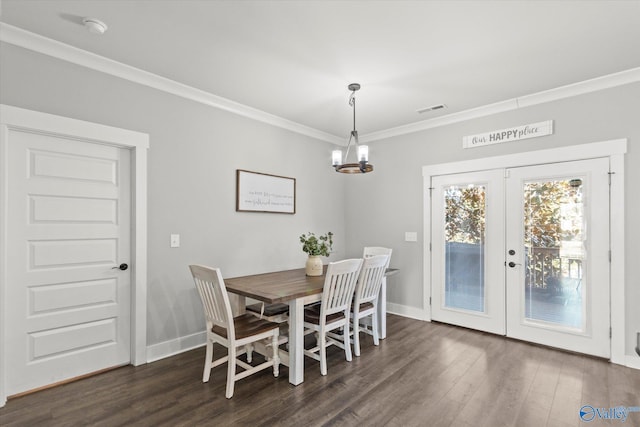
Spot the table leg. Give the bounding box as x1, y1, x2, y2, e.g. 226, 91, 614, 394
288, 298, 305, 385
228, 294, 246, 316
377, 277, 387, 339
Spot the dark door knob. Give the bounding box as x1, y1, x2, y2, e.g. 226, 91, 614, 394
508, 249, 516, 255
508, 261, 517, 268
112, 263, 129, 271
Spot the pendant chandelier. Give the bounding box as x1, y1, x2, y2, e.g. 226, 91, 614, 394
332, 83, 373, 174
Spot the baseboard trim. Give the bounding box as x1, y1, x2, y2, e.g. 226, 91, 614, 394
144, 306, 429, 363
625, 355, 640, 370
386, 302, 428, 321
146, 331, 206, 363
144, 314, 640, 371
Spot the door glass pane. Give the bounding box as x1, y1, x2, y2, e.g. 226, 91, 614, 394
444, 184, 485, 312
523, 178, 585, 330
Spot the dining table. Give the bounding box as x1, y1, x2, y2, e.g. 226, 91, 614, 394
224, 267, 325, 385
224, 265, 398, 385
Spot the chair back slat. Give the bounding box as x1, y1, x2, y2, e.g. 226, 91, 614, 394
355, 255, 388, 305
189, 264, 234, 339
322, 259, 362, 316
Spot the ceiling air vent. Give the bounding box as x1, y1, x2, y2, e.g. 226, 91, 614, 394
417, 104, 447, 114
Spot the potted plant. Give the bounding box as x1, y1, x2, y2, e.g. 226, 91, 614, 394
299, 231, 333, 276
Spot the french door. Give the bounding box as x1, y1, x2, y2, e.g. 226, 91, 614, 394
431, 158, 610, 358
431, 170, 505, 335
504, 159, 610, 357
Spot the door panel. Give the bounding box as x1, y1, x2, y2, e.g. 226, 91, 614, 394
505, 158, 610, 358
6, 129, 131, 395
431, 170, 505, 334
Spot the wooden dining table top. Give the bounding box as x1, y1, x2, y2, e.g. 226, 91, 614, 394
224, 267, 327, 304
225, 266, 398, 304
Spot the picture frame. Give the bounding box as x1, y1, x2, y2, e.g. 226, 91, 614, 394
236, 169, 296, 214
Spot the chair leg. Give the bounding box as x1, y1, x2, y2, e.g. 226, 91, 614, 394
226, 346, 236, 399
246, 344, 254, 363
272, 332, 280, 377
203, 340, 213, 382
319, 333, 328, 376
371, 311, 380, 346
352, 314, 361, 357
344, 321, 353, 362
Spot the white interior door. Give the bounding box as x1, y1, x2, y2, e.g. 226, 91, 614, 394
431, 170, 505, 335
505, 158, 610, 358
5, 128, 131, 395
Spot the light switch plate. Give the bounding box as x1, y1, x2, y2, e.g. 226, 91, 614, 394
170, 234, 180, 248
405, 232, 418, 242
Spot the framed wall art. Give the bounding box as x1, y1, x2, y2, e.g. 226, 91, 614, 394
236, 169, 296, 214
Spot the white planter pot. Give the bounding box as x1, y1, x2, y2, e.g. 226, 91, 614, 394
305, 255, 323, 276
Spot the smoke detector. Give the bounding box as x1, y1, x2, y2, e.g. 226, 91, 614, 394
83, 18, 108, 35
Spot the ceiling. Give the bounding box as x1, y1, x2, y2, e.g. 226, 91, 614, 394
2, 0, 640, 142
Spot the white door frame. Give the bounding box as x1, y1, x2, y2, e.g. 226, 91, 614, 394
0, 104, 149, 407
423, 139, 627, 365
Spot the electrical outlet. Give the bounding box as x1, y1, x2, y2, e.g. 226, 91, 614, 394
170, 234, 180, 248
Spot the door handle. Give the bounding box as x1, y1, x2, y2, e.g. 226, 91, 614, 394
508, 262, 520, 268
112, 263, 129, 271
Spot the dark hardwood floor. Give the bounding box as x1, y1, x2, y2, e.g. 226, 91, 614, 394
1, 315, 639, 427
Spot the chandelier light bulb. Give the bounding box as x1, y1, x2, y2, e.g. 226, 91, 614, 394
332, 150, 343, 166
357, 145, 369, 162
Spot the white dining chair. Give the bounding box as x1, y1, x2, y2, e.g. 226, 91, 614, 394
361, 246, 393, 338
350, 254, 389, 356
303, 258, 363, 376
189, 264, 280, 398
363, 246, 392, 269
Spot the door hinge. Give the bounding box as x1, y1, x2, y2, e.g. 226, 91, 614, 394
610, 327, 612, 338
429, 242, 432, 252
429, 297, 432, 306
608, 171, 615, 186
609, 250, 612, 262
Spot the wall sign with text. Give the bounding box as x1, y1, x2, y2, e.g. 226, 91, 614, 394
236, 169, 296, 214
463, 120, 554, 149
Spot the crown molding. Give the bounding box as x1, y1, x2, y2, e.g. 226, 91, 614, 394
362, 67, 640, 143
2, 23, 639, 146
0, 23, 344, 145
361, 99, 519, 143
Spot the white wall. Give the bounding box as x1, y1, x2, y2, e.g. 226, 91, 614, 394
0, 42, 348, 347
1, 40, 638, 362
344, 82, 640, 359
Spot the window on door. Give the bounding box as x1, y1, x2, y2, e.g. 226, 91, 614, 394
522, 177, 585, 330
